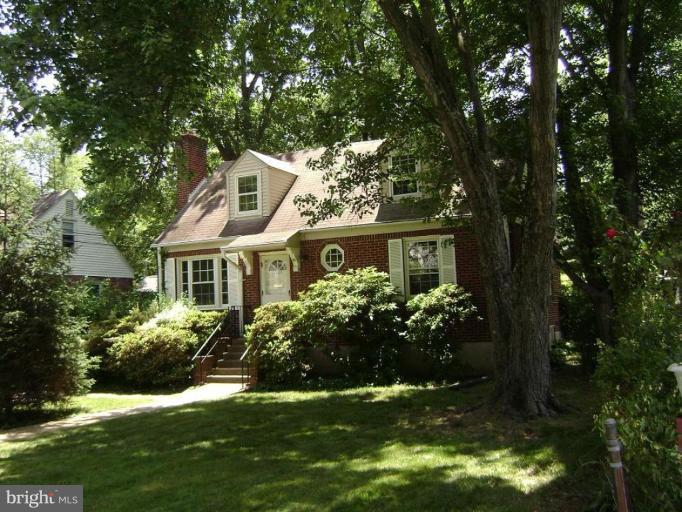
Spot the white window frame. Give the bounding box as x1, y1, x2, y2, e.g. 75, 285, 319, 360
402, 236, 440, 298
320, 243, 345, 272
389, 154, 421, 199
235, 171, 262, 216
176, 255, 229, 310
62, 219, 75, 248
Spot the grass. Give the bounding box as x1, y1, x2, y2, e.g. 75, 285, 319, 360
0, 371, 604, 511
1, 393, 159, 430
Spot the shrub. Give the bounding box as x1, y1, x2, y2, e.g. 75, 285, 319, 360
108, 326, 199, 387
594, 294, 682, 510
245, 302, 309, 385
105, 302, 223, 388
73, 279, 157, 322
405, 284, 477, 369
298, 267, 402, 381
0, 229, 94, 416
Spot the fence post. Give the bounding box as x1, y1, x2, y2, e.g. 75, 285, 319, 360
604, 418, 631, 512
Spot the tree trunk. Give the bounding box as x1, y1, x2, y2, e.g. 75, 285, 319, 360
606, 0, 640, 225
378, 0, 562, 416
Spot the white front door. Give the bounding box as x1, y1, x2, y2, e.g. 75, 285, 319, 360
260, 253, 291, 304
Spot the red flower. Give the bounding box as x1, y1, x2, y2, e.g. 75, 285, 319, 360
605, 227, 618, 239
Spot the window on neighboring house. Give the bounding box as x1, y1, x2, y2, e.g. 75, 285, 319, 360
405, 239, 439, 295
180, 261, 189, 297
221, 258, 229, 305
390, 155, 419, 197
65, 200, 74, 217
237, 174, 259, 213
191, 259, 215, 306
62, 220, 75, 248
321, 244, 344, 272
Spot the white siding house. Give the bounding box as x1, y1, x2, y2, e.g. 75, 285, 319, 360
32, 190, 134, 286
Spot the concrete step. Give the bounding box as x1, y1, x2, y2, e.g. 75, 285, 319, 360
217, 358, 241, 367
206, 374, 242, 384
212, 367, 241, 376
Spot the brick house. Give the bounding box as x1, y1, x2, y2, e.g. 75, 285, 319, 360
153, 134, 560, 372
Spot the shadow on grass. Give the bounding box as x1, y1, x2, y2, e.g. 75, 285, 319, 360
0, 371, 604, 512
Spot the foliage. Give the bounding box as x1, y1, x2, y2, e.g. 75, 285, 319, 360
105, 301, 222, 388
298, 267, 402, 382
74, 279, 156, 323
0, 134, 38, 246
245, 302, 310, 386
558, 283, 599, 369
0, 221, 93, 415
404, 284, 477, 369
108, 326, 199, 388
594, 294, 682, 511
19, 129, 85, 193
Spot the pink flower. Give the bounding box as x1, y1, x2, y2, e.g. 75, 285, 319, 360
605, 227, 618, 239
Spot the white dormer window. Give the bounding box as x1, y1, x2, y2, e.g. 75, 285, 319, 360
65, 200, 74, 217
236, 173, 260, 215
389, 155, 420, 197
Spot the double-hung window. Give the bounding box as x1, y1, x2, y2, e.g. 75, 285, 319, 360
389, 155, 419, 197
237, 174, 259, 214
405, 239, 440, 295
191, 259, 215, 306
62, 220, 75, 248
221, 258, 229, 304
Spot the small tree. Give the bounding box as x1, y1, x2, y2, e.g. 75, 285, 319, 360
0, 216, 93, 416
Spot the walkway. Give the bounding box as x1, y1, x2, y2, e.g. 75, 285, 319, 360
0, 384, 242, 443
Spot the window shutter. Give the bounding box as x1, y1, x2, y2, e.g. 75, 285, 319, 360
387, 239, 405, 298
227, 258, 243, 306
164, 257, 176, 299
438, 235, 457, 284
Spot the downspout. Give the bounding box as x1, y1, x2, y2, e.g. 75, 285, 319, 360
156, 247, 163, 298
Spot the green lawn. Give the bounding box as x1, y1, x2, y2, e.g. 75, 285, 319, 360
0, 372, 603, 511
1, 393, 159, 430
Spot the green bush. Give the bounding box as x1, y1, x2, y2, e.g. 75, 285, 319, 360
245, 302, 310, 386
298, 267, 402, 381
594, 294, 682, 510
108, 326, 199, 387
0, 228, 94, 416
105, 302, 223, 388
405, 284, 477, 369
74, 279, 157, 323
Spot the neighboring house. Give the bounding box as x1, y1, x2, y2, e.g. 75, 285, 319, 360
32, 190, 134, 289
154, 134, 560, 371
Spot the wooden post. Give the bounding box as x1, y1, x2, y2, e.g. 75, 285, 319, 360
604, 418, 631, 512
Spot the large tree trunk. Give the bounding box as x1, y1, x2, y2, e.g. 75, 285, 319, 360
379, 0, 562, 416
606, 0, 641, 225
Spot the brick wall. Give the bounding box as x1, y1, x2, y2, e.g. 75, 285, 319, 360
177, 133, 207, 210
288, 227, 491, 344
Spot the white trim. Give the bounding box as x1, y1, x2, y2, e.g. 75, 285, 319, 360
402, 236, 442, 299
259, 251, 291, 304
174, 255, 230, 310
388, 154, 421, 199
235, 171, 262, 217
320, 243, 345, 272
152, 237, 237, 249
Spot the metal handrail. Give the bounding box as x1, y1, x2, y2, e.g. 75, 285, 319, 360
191, 312, 228, 362
240, 341, 261, 387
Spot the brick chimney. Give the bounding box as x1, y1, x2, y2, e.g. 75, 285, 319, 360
177, 133, 208, 210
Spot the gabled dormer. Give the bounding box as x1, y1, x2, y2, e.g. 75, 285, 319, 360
380, 152, 422, 202
225, 149, 299, 220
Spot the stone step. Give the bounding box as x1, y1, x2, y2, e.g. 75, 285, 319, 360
211, 367, 241, 376
206, 374, 242, 384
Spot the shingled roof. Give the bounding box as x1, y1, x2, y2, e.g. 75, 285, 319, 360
32, 190, 69, 219
154, 140, 423, 246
